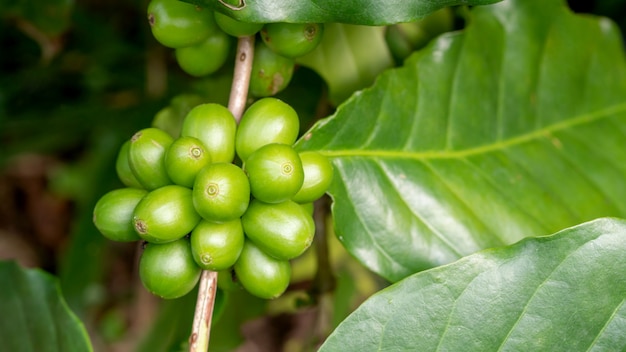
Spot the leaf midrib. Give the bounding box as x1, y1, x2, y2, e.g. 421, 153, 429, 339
320, 102, 626, 160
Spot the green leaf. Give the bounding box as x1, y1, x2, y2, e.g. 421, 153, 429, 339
0, 261, 93, 352
296, 24, 394, 106
319, 217, 626, 351
186, 0, 501, 25
297, 0, 626, 282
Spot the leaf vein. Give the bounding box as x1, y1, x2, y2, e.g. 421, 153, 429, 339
501, 144, 582, 223
376, 160, 465, 257
336, 164, 412, 274
547, 133, 623, 215
422, 160, 505, 246
495, 238, 593, 351
461, 156, 552, 233
585, 298, 626, 352
321, 102, 626, 161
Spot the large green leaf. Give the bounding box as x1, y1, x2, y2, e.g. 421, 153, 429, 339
319, 217, 626, 351
0, 261, 93, 352
187, 0, 500, 25
296, 0, 626, 282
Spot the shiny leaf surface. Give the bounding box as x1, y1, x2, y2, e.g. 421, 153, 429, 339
185, 0, 500, 25
297, 0, 626, 281
0, 261, 93, 352
319, 218, 626, 351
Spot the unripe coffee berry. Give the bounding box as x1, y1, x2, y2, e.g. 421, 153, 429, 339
249, 40, 295, 97
147, 0, 218, 49
93, 188, 147, 242
128, 127, 174, 190
133, 185, 201, 243
165, 136, 211, 188
175, 30, 231, 77
235, 98, 299, 161
139, 238, 201, 299
115, 140, 143, 189
181, 103, 237, 163
214, 11, 263, 37
260, 22, 324, 58
292, 151, 333, 203
190, 219, 244, 271
234, 240, 291, 299
245, 143, 304, 204
241, 199, 314, 260
193, 163, 250, 222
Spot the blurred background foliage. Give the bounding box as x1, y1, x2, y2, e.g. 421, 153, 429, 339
0, 0, 624, 351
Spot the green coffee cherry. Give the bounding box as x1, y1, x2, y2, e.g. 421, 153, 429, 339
241, 199, 314, 260
139, 238, 201, 299
249, 40, 295, 98
115, 140, 143, 189
234, 240, 291, 299
128, 127, 174, 190
193, 163, 250, 222
133, 185, 201, 243
245, 143, 304, 204
385, 8, 454, 63
164, 136, 211, 188
151, 94, 206, 138
147, 0, 218, 49
299, 202, 314, 216
214, 11, 263, 37
235, 97, 299, 161
292, 151, 333, 203
260, 22, 324, 58
181, 104, 237, 163
216, 268, 240, 291
190, 219, 244, 271
93, 188, 147, 242
175, 30, 232, 77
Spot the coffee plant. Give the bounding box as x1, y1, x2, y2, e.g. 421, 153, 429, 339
2, 0, 626, 351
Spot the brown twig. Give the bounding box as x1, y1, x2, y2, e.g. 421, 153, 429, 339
228, 35, 256, 122
188, 35, 256, 352
188, 270, 218, 352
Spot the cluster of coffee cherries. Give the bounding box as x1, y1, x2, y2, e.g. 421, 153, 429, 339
147, 0, 324, 97
93, 98, 333, 300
